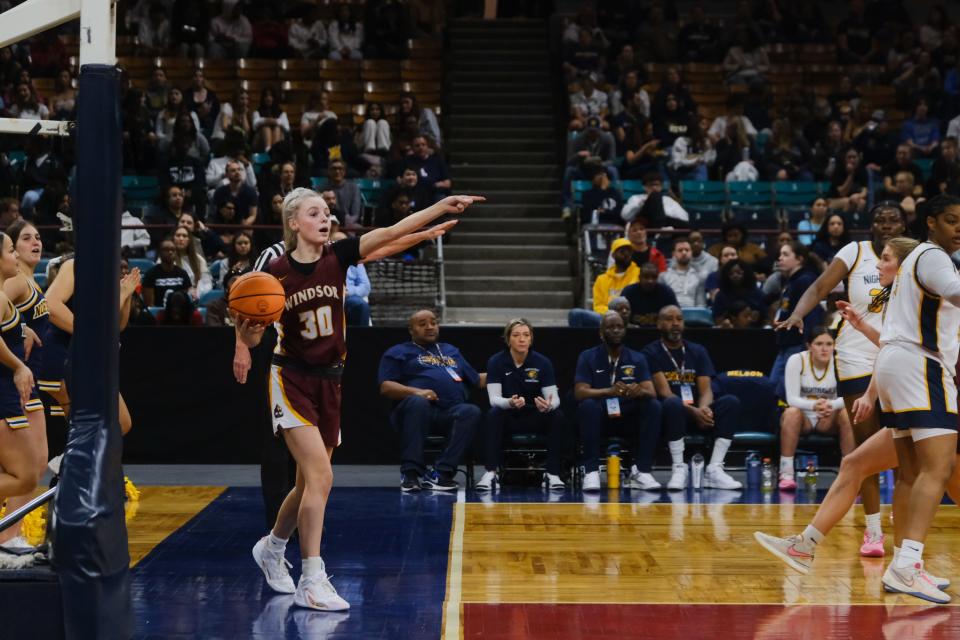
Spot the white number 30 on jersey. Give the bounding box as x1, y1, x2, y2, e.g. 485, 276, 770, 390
298, 306, 334, 339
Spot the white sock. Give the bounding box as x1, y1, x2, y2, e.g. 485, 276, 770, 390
864, 512, 882, 538
802, 524, 824, 546
267, 531, 287, 552
780, 456, 794, 476
669, 439, 685, 466
302, 556, 325, 578
631, 464, 640, 476
896, 539, 924, 569
709, 438, 732, 467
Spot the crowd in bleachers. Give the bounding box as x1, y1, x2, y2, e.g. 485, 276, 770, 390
0, 0, 449, 326
565, 1, 960, 324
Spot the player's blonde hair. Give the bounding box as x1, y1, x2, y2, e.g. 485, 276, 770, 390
885, 236, 921, 263
870, 236, 921, 310
281, 187, 327, 251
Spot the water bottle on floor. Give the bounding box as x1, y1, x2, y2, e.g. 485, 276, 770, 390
761, 458, 774, 491
746, 452, 761, 487
607, 443, 621, 489
690, 453, 704, 490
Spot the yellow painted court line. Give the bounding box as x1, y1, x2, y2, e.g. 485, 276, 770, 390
441, 489, 466, 640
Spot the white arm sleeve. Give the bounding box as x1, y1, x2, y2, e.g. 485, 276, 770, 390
917, 248, 960, 307
785, 353, 817, 411
830, 397, 845, 410
541, 385, 561, 410
486, 383, 513, 410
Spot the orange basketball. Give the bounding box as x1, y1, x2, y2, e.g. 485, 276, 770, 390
228, 271, 286, 323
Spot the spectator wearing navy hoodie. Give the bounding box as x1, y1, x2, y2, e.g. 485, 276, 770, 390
770, 240, 823, 399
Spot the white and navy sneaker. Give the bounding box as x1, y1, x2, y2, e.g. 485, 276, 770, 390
400, 471, 422, 493
421, 469, 458, 491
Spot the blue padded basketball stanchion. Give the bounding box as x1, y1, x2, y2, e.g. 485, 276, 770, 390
50, 63, 132, 640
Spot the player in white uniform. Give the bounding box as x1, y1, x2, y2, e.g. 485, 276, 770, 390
865, 197, 960, 603
775, 202, 906, 555
755, 236, 956, 596
779, 329, 854, 489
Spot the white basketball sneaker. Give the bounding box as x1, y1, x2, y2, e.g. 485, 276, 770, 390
882, 561, 951, 604
704, 463, 742, 489
582, 470, 601, 492
294, 565, 350, 611
667, 463, 688, 491
627, 469, 662, 491
475, 470, 497, 491
252, 536, 296, 594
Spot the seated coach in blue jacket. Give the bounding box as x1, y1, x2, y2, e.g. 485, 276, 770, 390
574, 311, 662, 493
379, 309, 485, 493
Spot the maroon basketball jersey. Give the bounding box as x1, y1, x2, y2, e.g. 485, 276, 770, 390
266, 238, 361, 366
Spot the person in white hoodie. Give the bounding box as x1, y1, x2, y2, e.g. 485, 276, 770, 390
621, 173, 690, 228
121, 210, 151, 257
328, 4, 364, 60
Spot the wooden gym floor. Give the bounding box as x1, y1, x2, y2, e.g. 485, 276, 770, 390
121, 482, 960, 639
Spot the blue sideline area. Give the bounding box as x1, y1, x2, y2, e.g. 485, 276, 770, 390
131, 487, 453, 640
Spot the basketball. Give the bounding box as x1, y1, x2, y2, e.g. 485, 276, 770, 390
228, 271, 285, 324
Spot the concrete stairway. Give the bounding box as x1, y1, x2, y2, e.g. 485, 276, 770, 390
443, 19, 573, 323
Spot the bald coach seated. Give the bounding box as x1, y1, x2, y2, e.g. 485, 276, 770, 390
378, 309, 486, 493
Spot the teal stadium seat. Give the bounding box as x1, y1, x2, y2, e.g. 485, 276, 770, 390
122, 175, 160, 213
728, 181, 775, 226
571, 180, 591, 205
128, 258, 154, 273
681, 307, 714, 327
620, 179, 645, 199
199, 289, 225, 306
915, 158, 934, 181
252, 152, 271, 173
679, 180, 726, 225
776, 182, 821, 225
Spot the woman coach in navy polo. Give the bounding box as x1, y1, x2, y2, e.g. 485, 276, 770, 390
478, 319, 566, 491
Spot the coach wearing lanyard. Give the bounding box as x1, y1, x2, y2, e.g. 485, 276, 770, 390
378, 309, 485, 493
574, 312, 662, 492
479, 319, 566, 492
641, 306, 743, 491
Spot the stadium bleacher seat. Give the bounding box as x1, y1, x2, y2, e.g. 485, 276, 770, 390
310, 176, 325, 190
915, 158, 934, 182
681, 307, 714, 327
728, 181, 775, 226
357, 178, 383, 208
571, 179, 591, 205
122, 175, 160, 212
620, 179, 645, 199
34, 258, 50, 277
679, 180, 725, 225
776, 182, 820, 225
199, 289, 225, 306
128, 258, 154, 273
252, 152, 271, 173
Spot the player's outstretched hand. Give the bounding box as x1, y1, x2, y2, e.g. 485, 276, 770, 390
361, 220, 460, 263
774, 314, 803, 333
836, 300, 864, 330
439, 195, 485, 215
233, 341, 252, 385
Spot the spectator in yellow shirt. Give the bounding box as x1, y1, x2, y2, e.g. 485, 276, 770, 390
569, 238, 640, 327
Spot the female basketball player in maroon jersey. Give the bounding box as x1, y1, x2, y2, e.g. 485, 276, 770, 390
238, 188, 480, 610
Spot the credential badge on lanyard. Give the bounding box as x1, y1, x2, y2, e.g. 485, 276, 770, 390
606, 354, 621, 416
